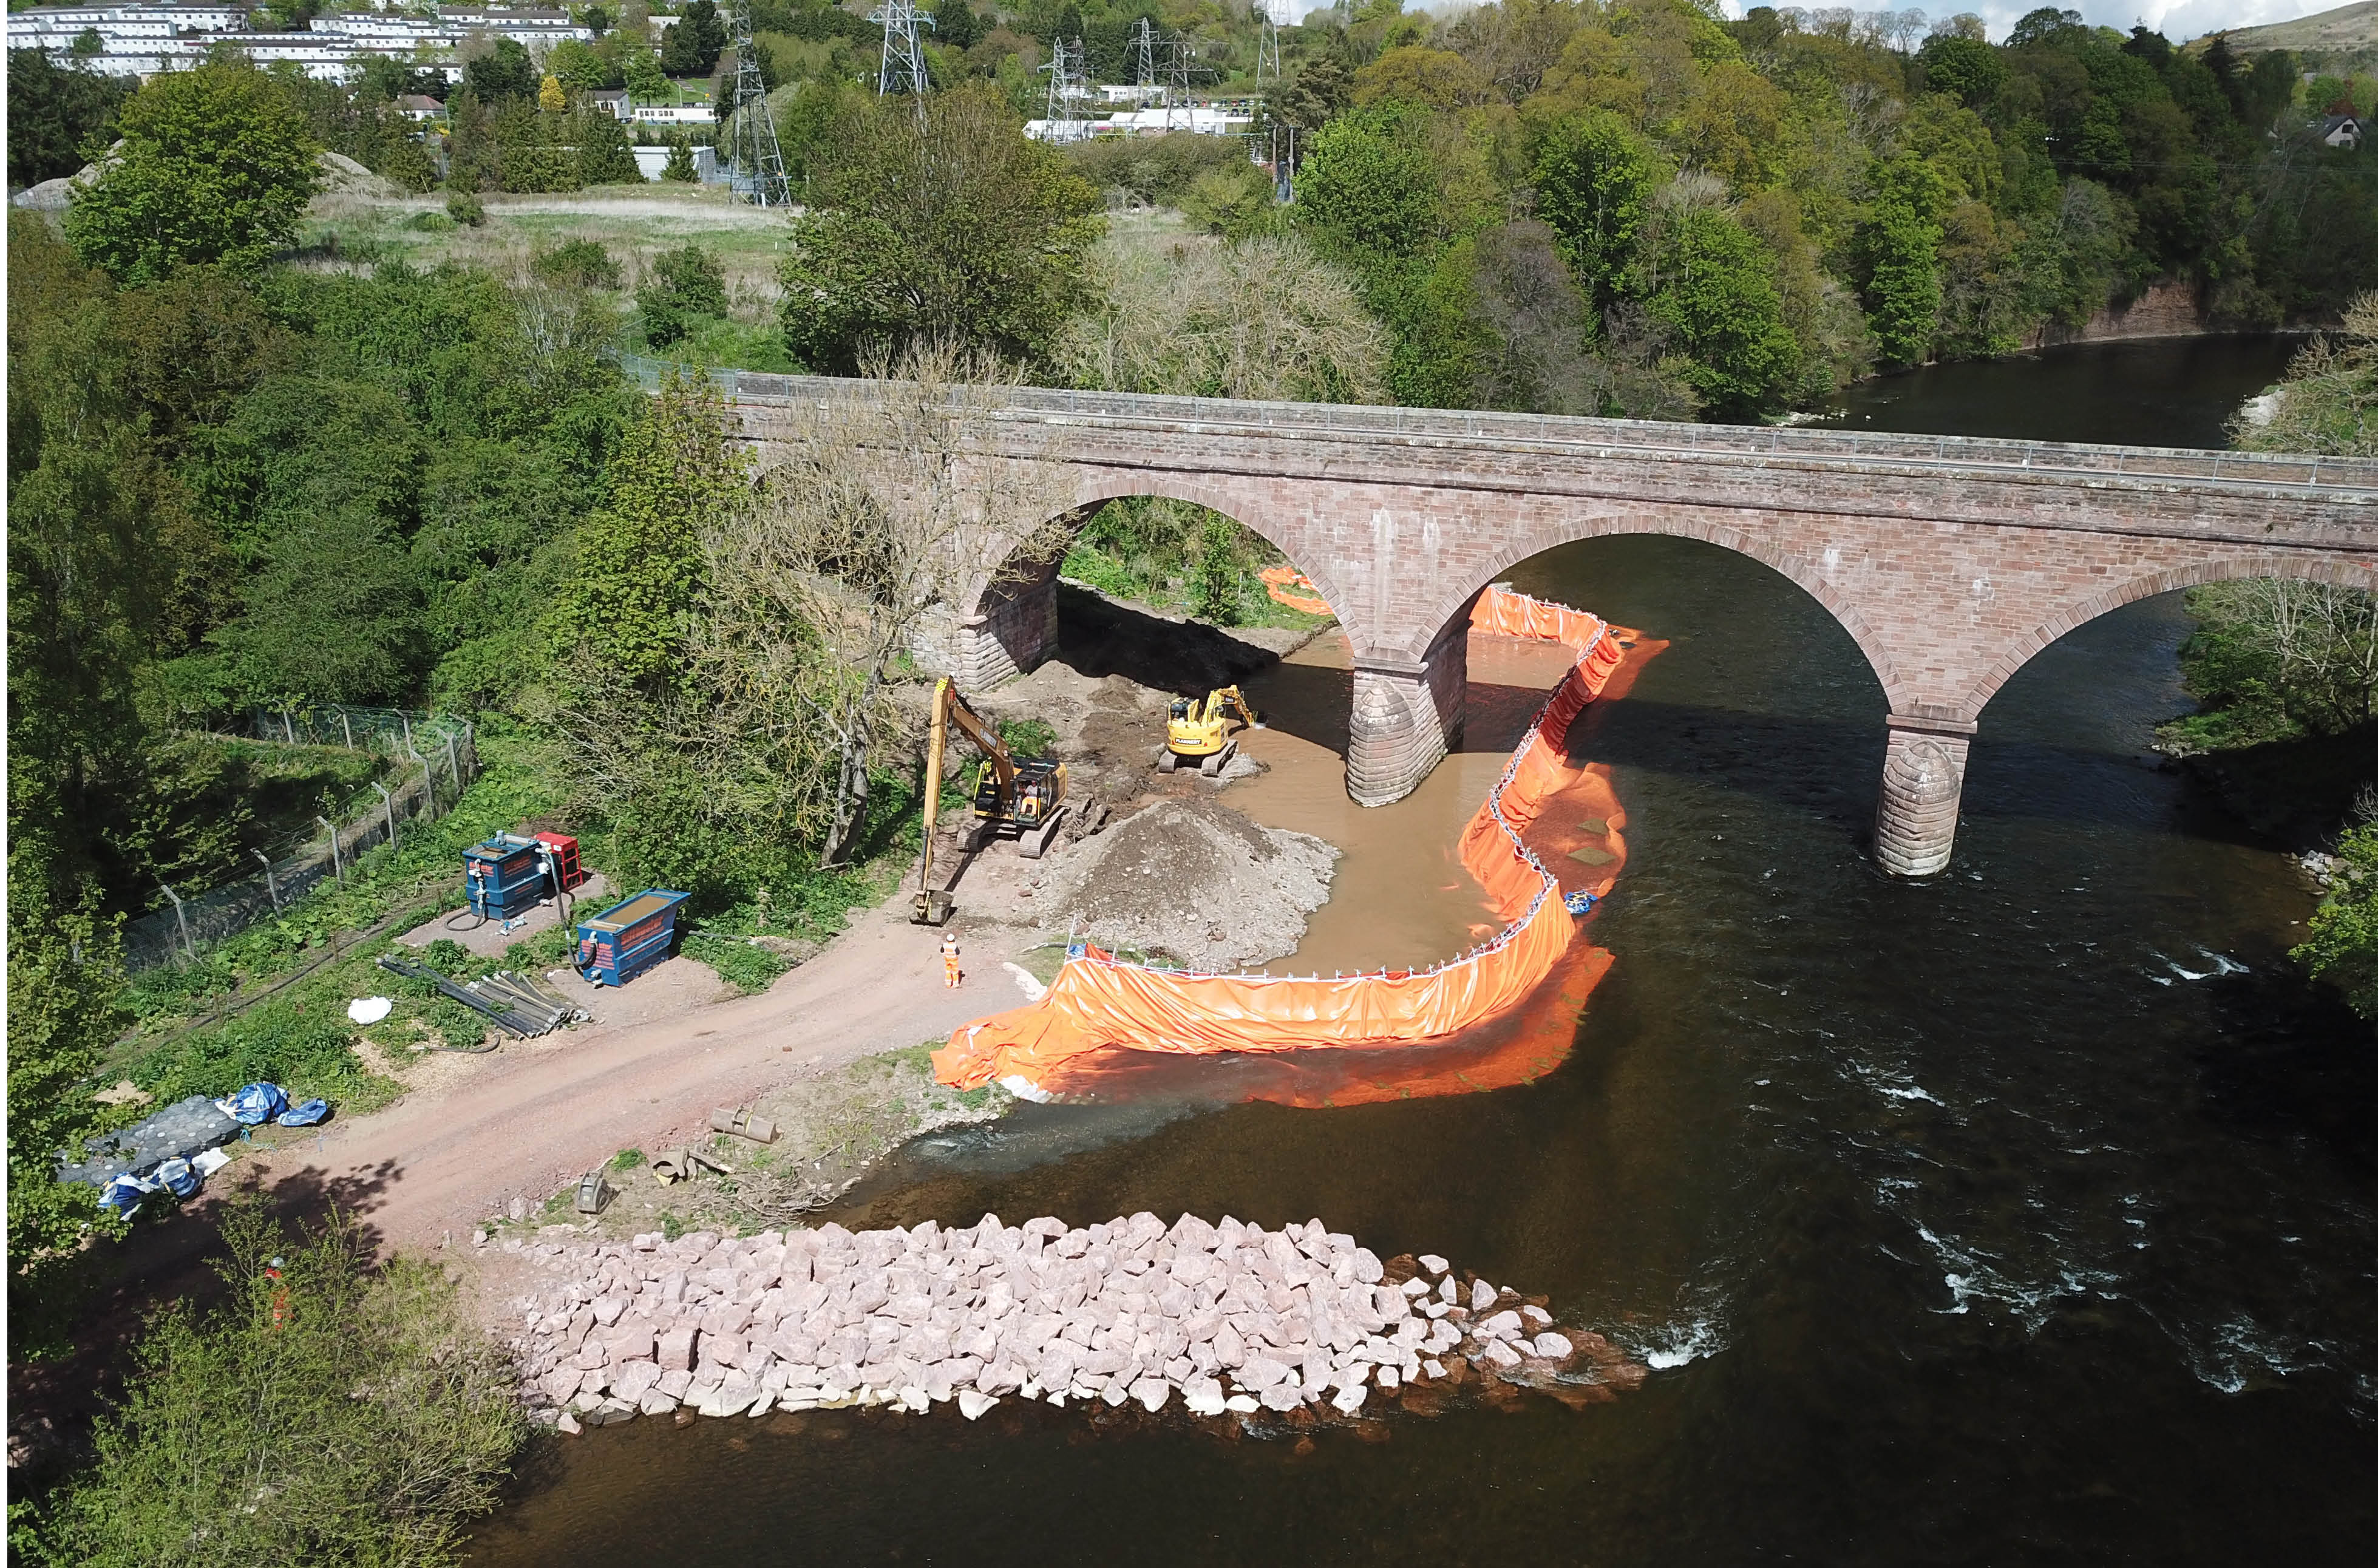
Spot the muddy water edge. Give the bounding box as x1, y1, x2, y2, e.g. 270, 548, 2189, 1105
466, 340, 2377, 1564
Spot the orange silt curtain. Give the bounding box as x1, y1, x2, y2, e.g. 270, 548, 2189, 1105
933, 588, 1636, 1095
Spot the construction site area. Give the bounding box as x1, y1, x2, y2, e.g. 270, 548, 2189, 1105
56, 560, 1652, 1356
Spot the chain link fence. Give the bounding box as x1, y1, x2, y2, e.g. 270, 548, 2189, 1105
125, 708, 481, 972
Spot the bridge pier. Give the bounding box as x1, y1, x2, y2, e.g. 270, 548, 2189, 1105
950, 557, 1061, 687
1348, 626, 1467, 807
1873, 714, 1975, 877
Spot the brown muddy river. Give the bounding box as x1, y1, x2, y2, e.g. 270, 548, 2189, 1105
466, 336, 2376, 1565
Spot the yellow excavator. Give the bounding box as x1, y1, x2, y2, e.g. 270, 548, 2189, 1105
912, 677, 1068, 925
1161, 685, 1262, 777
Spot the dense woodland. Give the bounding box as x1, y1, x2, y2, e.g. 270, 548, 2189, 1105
7, 12, 2378, 1530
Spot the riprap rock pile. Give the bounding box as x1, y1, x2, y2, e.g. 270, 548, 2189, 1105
501, 1211, 1641, 1434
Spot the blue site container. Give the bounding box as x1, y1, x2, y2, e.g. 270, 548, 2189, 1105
463, 833, 552, 921
573, 889, 691, 987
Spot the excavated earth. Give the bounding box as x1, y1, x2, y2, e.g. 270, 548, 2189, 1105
1028, 796, 1336, 971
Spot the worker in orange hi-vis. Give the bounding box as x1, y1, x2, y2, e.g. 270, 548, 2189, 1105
941, 933, 962, 988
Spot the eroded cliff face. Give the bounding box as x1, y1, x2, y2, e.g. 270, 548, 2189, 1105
2026, 280, 2205, 349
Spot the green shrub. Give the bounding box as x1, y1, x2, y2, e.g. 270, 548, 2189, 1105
26, 1202, 526, 1566
131, 1003, 382, 1107
531, 236, 621, 290
444, 189, 486, 226
997, 718, 1057, 759
406, 208, 457, 232
680, 930, 792, 994
2295, 821, 2378, 1021
636, 243, 727, 349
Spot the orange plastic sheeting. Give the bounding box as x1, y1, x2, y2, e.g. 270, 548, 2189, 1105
1003, 787, 1625, 1108
933, 596, 1639, 1095
1260, 566, 1333, 617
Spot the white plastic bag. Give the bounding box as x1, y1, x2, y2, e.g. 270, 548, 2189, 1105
347, 996, 393, 1025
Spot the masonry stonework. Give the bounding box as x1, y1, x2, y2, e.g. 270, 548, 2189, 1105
735, 381, 2378, 875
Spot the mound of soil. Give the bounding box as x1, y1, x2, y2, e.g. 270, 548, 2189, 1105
315, 150, 404, 199
1036, 795, 1336, 971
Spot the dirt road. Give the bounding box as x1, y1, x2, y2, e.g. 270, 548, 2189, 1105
235, 893, 1014, 1254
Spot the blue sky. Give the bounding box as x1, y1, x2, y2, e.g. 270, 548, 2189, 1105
1285, 1, 2356, 47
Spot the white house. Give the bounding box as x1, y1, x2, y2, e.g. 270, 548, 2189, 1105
7, 3, 587, 78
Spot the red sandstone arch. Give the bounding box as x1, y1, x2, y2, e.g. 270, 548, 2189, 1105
969, 473, 1362, 640
1965, 554, 2378, 719
1408, 510, 1909, 710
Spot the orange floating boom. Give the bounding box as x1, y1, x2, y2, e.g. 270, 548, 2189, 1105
932, 586, 1634, 1095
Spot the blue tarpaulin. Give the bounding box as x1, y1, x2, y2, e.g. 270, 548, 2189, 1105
155, 1158, 199, 1198
276, 1098, 330, 1128
217, 1082, 290, 1126
99, 1172, 157, 1215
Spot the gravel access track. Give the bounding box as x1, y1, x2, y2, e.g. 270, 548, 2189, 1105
234, 895, 998, 1254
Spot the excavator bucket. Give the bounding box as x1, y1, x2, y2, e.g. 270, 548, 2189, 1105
912, 888, 955, 926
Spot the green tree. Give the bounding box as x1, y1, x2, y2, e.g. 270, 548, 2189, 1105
551, 35, 611, 91
779, 81, 1102, 370
661, 0, 730, 76
664, 130, 699, 182
6, 49, 134, 188
1189, 512, 1247, 625
5, 832, 126, 1360
2295, 822, 2378, 1022
1530, 107, 1659, 312
465, 36, 539, 101
546, 376, 744, 689
1920, 33, 2006, 106
29, 1202, 526, 1566
622, 42, 669, 101
1857, 154, 1945, 367
1641, 203, 1799, 419
1296, 100, 1444, 268
933, 0, 982, 51
574, 101, 644, 185
63, 62, 318, 283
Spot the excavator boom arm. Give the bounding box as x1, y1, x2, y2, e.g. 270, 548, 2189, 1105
942, 690, 1017, 798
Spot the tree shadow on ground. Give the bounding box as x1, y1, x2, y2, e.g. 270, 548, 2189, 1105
8, 1158, 399, 1492
1054, 585, 1297, 692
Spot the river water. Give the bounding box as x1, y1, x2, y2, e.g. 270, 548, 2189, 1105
469, 338, 2376, 1563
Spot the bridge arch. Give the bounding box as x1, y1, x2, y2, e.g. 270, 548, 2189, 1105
962, 472, 1362, 638
1966, 552, 2378, 720
1407, 509, 1911, 712
946, 467, 1366, 691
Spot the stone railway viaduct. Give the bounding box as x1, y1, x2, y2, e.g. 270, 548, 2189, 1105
726, 375, 2378, 877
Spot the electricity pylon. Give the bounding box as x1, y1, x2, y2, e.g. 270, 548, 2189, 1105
871, 0, 933, 97
1133, 16, 1158, 102
1257, 3, 1281, 86
1163, 34, 1199, 129
1041, 35, 1090, 142
721, 0, 788, 205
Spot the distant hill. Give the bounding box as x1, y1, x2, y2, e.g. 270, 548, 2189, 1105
2192, 1, 2378, 69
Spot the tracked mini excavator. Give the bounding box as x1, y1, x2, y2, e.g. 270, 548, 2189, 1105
912, 677, 1068, 925
1160, 685, 1262, 777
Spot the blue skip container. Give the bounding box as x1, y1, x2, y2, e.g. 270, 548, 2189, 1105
463, 833, 552, 921
573, 889, 691, 987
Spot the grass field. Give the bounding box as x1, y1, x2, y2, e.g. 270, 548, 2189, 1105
300, 183, 794, 317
